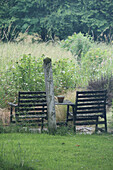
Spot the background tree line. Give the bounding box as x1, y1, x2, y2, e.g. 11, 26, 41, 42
0, 0, 113, 41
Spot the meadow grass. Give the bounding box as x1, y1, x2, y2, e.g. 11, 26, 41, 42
0, 133, 113, 170
0, 42, 73, 72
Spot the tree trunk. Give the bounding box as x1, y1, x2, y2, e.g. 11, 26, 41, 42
43, 57, 56, 134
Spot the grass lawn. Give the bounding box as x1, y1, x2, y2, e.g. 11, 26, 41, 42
0, 133, 113, 170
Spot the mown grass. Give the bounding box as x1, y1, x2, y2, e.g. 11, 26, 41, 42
0, 133, 113, 170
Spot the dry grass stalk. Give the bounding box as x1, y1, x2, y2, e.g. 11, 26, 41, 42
0, 108, 10, 125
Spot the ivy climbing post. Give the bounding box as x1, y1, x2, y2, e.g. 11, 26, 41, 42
43, 57, 56, 134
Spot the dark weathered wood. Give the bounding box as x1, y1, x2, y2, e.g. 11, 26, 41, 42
8, 91, 48, 130
66, 90, 107, 133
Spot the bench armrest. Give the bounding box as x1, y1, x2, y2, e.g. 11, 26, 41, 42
8, 102, 18, 107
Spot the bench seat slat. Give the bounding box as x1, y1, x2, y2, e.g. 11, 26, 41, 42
16, 115, 47, 118
77, 106, 105, 110
77, 90, 106, 94
77, 94, 106, 98
77, 98, 106, 102
19, 91, 46, 94
19, 100, 47, 103
75, 121, 106, 126
15, 111, 48, 116
19, 95, 46, 99
76, 110, 105, 114
18, 107, 47, 112
19, 103, 47, 107
77, 102, 105, 106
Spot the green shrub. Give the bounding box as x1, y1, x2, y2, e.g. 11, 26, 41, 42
12, 55, 77, 94
81, 48, 108, 77
12, 54, 45, 91
61, 32, 93, 63
75, 47, 113, 87
53, 58, 77, 94
0, 54, 77, 107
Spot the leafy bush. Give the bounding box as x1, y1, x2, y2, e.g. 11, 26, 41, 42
53, 58, 77, 93
61, 32, 93, 63
81, 48, 108, 77
12, 54, 45, 91
0, 54, 77, 107
12, 55, 77, 94
75, 47, 113, 87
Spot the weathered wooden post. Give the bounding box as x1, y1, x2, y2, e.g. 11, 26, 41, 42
43, 57, 56, 134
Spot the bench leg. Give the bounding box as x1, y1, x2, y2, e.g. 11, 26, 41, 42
10, 106, 13, 123
74, 124, 76, 133
95, 116, 98, 132
104, 114, 107, 132
66, 105, 69, 126
41, 118, 44, 131
73, 108, 76, 133
105, 121, 107, 132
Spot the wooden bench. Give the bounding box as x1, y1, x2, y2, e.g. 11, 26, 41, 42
8, 91, 47, 130
66, 90, 107, 133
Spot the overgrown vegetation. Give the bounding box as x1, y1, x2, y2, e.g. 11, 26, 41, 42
0, 53, 77, 107
61, 33, 113, 97
61, 32, 93, 62
0, 32, 113, 108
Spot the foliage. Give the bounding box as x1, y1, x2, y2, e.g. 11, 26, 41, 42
53, 58, 77, 93
61, 32, 93, 62
0, 41, 113, 108
0, 0, 113, 41
80, 0, 113, 41
75, 46, 113, 86
81, 48, 108, 76
0, 54, 77, 107
12, 55, 77, 93
12, 54, 45, 91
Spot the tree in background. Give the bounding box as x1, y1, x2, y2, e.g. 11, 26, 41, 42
80, 0, 113, 41
0, 0, 113, 41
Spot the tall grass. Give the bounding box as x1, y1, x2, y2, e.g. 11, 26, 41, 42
0, 42, 73, 72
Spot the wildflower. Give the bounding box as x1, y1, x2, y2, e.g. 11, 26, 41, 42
6, 66, 8, 70
61, 71, 65, 74
12, 65, 15, 68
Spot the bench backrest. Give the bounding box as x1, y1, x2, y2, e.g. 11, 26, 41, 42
75, 90, 107, 117
16, 91, 47, 118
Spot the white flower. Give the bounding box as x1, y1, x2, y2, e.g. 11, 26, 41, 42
6, 66, 8, 70
12, 65, 15, 68
61, 71, 65, 74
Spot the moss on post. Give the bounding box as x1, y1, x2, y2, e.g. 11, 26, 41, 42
43, 57, 51, 65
